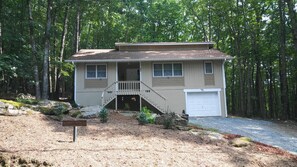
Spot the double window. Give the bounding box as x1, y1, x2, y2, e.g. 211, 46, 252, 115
204, 61, 213, 74
86, 64, 107, 79
153, 63, 183, 77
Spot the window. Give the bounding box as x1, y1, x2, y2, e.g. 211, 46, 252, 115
153, 63, 183, 77
204, 62, 213, 74
86, 64, 107, 79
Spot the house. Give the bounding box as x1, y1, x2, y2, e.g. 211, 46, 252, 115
66, 42, 233, 117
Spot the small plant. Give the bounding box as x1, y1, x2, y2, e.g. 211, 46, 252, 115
137, 111, 148, 125
137, 106, 156, 125
141, 106, 155, 124
163, 112, 176, 129
99, 108, 108, 123
53, 104, 67, 116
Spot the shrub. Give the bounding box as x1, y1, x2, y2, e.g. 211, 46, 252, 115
163, 112, 176, 129
99, 108, 108, 123
16, 98, 39, 105
137, 106, 156, 125
38, 104, 67, 116
137, 111, 148, 125
141, 106, 155, 124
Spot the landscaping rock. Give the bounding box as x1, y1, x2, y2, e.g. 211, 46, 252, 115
6, 108, 27, 116
155, 113, 188, 127
80, 105, 103, 118
38, 100, 72, 111
231, 137, 251, 147
0, 101, 5, 108
0, 108, 6, 115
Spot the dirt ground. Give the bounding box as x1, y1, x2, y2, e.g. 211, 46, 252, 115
0, 112, 297, 167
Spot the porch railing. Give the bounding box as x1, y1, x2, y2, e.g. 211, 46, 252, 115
101, 81, 167, 113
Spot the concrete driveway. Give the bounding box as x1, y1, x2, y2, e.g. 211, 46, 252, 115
189, 117, 297, 154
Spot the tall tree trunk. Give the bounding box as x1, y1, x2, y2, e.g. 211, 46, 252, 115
285, 0, 297, 120
27, 0, 41, 99
0, 0, 2, 55
75, 0, 80, 53
55, 1, 70, 99
278, 0, 289, 119
42, 0, 52, 100
285, 0, 297, 52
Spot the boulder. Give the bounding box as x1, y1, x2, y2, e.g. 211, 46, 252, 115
38, 100, 72, 111
0, 108, 6, 115
155, 113, 188, 127
80, 105, 103, 118
231, 137, 252, 147
0, 101, 5, 108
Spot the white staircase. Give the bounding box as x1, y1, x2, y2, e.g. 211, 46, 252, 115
101, 81, 167, 113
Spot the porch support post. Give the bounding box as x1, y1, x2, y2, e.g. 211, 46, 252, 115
139, 96, 142, 111
115, 96, 118, 110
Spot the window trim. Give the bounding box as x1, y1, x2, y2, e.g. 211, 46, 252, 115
85, 64, 107, 79
204, 61, 213, 74
153, 62, 183, 77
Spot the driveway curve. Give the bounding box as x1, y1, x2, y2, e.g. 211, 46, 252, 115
189, 117, 297, 154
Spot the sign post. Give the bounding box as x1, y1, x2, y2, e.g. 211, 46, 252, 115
62, 120, 87, 142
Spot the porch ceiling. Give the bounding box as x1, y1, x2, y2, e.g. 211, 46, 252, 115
66, 49, 233, 63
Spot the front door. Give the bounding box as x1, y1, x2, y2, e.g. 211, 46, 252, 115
118, 62, 140, 81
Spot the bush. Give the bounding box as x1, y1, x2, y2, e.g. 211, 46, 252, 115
16, 93, 39, 105
163, 112, 176, 129
137, 111, 148, 125
99, 108, 108, 123
16, 98, 39, 105
137, 106, 156, 125
38, 104, 67, 116
141, 106, 155, 124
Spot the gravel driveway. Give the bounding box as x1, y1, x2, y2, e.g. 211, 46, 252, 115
189, 117, 297, 154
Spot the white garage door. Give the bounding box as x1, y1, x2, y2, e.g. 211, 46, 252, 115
186, 92, 220, 117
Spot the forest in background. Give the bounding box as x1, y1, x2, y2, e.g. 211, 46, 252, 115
0, 0, 297, 120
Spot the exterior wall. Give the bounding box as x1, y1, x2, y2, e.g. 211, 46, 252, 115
75, 60, 227, 116
141, 60, 225, 116
75, 62, 116, 106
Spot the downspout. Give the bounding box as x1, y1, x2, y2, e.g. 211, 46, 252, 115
222, 59, 227, 117
73, 62, 77, 105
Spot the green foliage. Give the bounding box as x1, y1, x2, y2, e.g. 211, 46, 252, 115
99, 108, 108, 123
38, 104, 67, 116
0, 99, 24, 109
163, 112, 176, 129
16, 98, 39, 105
137, 111, 148, 125
141, 106, 155, 124
137, 106, 155, 125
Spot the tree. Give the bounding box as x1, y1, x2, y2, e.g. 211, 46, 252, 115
27, 0, 41, 99
42, 0, 52, 100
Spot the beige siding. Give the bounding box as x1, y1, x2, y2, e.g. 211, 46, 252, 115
74, 60, 227, 116
84, 79, 107, 88
141, 60, 225, 115
152, 77, 184, 87
75, 62, 116, 106
204, 74, 215, 85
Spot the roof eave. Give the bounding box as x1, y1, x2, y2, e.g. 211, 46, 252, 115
65, 57, 233, 63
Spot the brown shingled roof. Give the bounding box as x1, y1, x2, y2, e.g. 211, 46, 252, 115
66, 49, 232, 63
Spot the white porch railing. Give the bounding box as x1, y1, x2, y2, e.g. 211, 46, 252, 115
101, 81, 167, 113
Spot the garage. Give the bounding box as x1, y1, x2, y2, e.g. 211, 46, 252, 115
185, 89, 221, 117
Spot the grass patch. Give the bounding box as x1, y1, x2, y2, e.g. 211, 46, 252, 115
0, 99, 24, 109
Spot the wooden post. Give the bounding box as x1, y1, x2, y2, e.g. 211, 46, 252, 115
62, 120, 87, 142
73, 126, 77, 142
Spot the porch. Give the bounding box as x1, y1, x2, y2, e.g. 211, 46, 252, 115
101, 81, 167, 113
